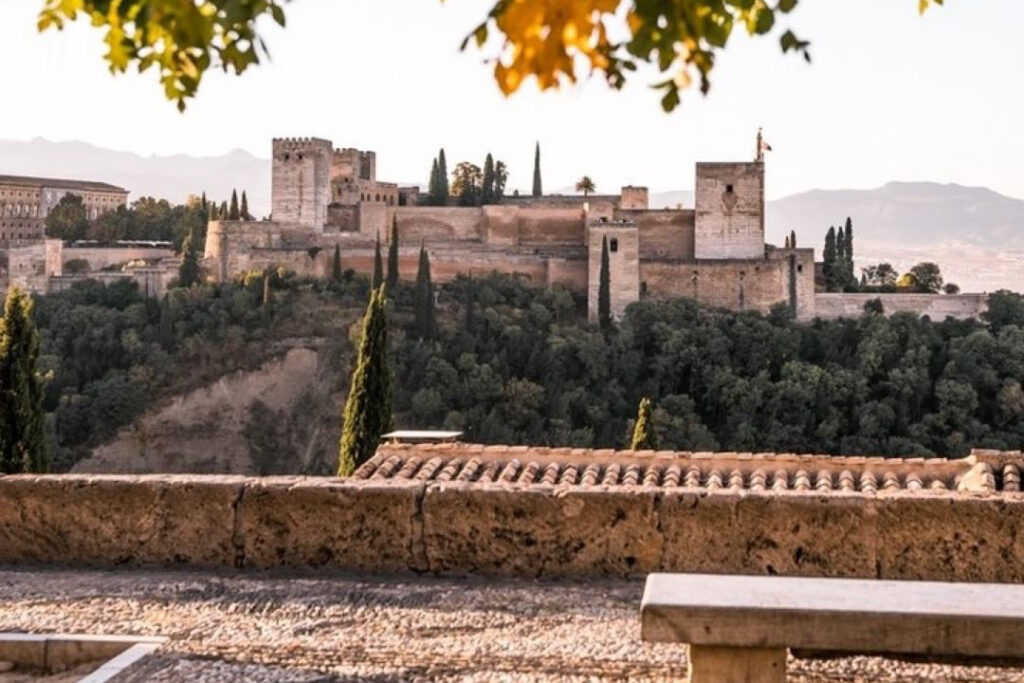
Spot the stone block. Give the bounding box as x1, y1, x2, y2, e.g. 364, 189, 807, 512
0, 475, 241, 566
658, 491, 877, 577
875, 494, 1024, 582
239, 477, 423, 571
422, 483, 661, 577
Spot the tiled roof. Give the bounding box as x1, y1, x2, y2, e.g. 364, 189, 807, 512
354, 444, 1023, 495
0, 174, 127, 193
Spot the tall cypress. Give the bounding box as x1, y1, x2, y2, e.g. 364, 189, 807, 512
372, 232, 384, 289
229, 190, 240, 220
598, 235, 611, 331
338, 286, 392, 476
481, 153, 496, 205
414, 245, 436, 340
837, 225, 846, 264
630, 398, 658, 451
386, 216, 400, 290
241, 191, 250, 220
178, 228, 201, 288
790, 230, 796, 248
438, 149, 449, 203
219, 200, 228, 218
332, 244, 342, 282
428, 158, 441, 206
532, 142, 542, 197
843, 216, 854, 271
823, 226, 837, 291
0, 288, 47, 473
784, 235, 790, 249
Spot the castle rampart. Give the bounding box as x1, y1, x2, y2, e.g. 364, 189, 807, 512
815, 293, 988, 321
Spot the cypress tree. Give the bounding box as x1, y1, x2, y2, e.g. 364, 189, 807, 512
481, 153, 496, 205
178, 228, 201, 288
241, 191, 250, 220
630, 397, 658, 451
219, 200, 228, 217
823, 226, 837, 291
209, 203, 218, 220
836, 225, 846, 264
332, 244, 342, 282
598, 235, 612, 331
438, 149, 449, 203
229, 190, 240, 220
784, 235, 790, 249
428, 158, 441, 206
532, 142, 542, 197
338, 286, 392, 476
372, 232, 384, 289
790, 230, 797, 248
843, 216, 854, 270
414, 245, 436, 340
386, 216, 400, 290
201, 191, 208, 215
0, 288, 47, 473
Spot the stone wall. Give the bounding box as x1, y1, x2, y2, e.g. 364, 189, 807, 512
634, 210, 695, 260
694, 162, 764, 260
642, 258, 786, 316
57, 245, 176, 273
815, 293, 988, 320
1, 242, 48, 294
0, 447, 1020, 581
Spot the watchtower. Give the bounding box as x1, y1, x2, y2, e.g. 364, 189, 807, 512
694, 162, 765, 260
271, 137, 332, 229
587, 218, 640, 322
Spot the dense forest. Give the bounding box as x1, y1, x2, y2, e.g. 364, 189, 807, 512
32, 272, 1024, 471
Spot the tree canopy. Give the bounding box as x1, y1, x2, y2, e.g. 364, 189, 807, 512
37, 1, 943, 111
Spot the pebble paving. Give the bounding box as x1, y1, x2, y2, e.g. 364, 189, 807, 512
0, 569, 1019, 682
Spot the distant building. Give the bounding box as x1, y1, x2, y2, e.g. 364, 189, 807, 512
0, 175, 129, 242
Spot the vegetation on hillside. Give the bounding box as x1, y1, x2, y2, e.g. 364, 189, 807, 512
28, 269, 1024, 473
0, 288, 47, 473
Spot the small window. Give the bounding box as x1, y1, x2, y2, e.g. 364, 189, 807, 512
725, 184, 734, 193
640, 281, 648, 295
797, 265, 804, 273
610, 238, 619, 253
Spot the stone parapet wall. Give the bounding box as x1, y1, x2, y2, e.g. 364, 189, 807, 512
1, 447, 1021, 581
815, 293, 989, 320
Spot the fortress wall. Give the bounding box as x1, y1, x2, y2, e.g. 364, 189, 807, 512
482, 205, 520, 245
633, 210, 695, 260
694, 162, 764, 260
396, 207, 485, 242
814, 293, 989, 320
59, 246, 175, 272
640, 259, 789, 315
1, 468, 1021, 581
336, 246, 552, 287
517, 208, 586, 246
327, 205, 359, 233
545, 257, 588, 290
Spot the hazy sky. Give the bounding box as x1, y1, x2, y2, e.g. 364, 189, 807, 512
1, 0, 1021, 199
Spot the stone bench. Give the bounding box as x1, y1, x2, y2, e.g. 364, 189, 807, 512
640, 573, 1024, 682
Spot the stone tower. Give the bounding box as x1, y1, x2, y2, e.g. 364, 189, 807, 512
587, 219, 640, 322
694, 162, 765, 260
271, 137, 333, 229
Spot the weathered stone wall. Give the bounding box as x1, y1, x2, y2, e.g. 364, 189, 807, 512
517, 208, 586, 246
0, 447, 1021, 580
49, 266, 176, 299
57, 246, 176, 273
694, 162, 764, 260
815, 293, 989, 321
641, 258, 787, 316
1, 242, 49, 294
634, 210, 695, 260
620, 186, 649, 210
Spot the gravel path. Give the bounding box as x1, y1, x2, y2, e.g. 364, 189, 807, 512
0, 568, 1019, 682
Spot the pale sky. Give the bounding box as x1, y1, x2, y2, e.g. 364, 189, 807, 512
1, 0, 1021, 199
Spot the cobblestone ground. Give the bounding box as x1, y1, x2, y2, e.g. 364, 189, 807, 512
0, 568, 1020, 682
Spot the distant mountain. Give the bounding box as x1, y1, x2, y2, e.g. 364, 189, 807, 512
0, 138, 270, 217
767, 181, 1024, 248
650, 190, 694, 210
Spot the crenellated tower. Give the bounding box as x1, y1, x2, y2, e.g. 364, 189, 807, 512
271, 137, 333, 229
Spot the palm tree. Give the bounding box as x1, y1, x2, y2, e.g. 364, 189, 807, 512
576, 176, 596, 197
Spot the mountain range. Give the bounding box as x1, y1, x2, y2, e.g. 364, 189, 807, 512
3, 138, 1022, 291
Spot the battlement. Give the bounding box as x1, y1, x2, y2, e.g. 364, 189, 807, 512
272, 137, 332, 147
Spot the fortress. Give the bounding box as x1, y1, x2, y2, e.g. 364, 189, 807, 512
205, 135, 818, 320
